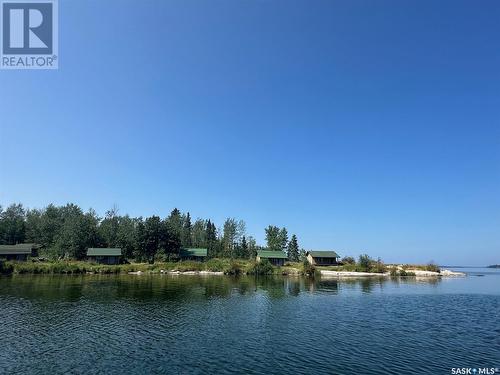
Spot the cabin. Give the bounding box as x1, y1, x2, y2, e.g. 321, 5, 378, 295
256, 250, 288, 266
0, 243, 39, 261
87, 248, 122, 265
306, 251, 340, 266
180, 248, 208, 261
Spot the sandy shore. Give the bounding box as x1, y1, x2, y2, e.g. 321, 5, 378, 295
320, 269, 466, 278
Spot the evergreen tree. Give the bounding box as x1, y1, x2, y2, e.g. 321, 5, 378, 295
143, 216, 161, 263
287, 234, 299, 262
163, 218, 181, 259
0, 203, 26, 245
240, 235, 248, 258
99, 205, 120, 247
247, 236, 258, 259
205, 220, 218, 258
223, 218, 238, 258
279, 228, 288, 252
191, 219, 206, 248
265, 225, 288, 252
265, 225, 281, 251
166, 208, 182, 256
182, 212, 192, 247
135, 219, 146, 261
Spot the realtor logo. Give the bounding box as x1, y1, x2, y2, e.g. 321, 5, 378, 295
1, 0, 58, 69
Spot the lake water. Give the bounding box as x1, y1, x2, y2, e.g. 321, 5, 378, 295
0, 268, 499, 374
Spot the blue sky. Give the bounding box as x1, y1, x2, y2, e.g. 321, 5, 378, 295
1, 0, 499, 265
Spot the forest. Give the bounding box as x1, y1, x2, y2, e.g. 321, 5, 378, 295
0, 203, 302, 263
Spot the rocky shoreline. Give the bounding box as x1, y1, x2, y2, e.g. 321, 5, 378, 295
320, 269, 466, 278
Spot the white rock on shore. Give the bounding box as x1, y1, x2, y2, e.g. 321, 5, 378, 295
320, 270, 386, 277
166, 270, 224, 275
320, 269, 466, 278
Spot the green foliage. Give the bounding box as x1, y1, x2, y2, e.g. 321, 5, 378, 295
182, 212, 192, 247
143, 216, 162, 263
191, 219, 206, 248
341, 256, 355, 265
0, 260, 14, 275
358, 254, 372, 272
287, 234, 299, 262
0, 202, 303, 270
246, 259, 274, 275
301, 259, 316, 276
205, 220, 218, 258
372, 258, 387, 273
0, 203, 26, 245
399, 269, 416, 277
247, 236, 258, 259
204, 258, 227, 272
425, 262, 440, 273
265, 225, 287, 252
222, 218, 246, 258
226, 260, 243, 275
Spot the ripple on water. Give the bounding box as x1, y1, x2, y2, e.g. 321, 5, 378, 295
0, 274, 499, 375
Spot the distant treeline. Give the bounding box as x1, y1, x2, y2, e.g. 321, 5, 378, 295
0, 203, 301, 262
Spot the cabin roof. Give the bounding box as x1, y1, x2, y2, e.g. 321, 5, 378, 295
180, 248, 207, 257
257, 250, 288, 259
0, 243, 38, 255
87, 248, 122, 257
307, 251, 339, 258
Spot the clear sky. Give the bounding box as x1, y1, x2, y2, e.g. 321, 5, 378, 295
1, 0, 499, 265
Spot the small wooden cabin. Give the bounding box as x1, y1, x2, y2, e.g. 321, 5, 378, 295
0, 244, 39, 261
87, 248, 122, 264
306, 251, 340, 266
180, 248, 207, 261
256, 250, 288, 266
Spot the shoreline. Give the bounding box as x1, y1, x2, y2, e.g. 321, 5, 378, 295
320, 269, 466, 278
1, 260, 467, 278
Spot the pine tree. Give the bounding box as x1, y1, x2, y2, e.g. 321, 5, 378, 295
240, 235, 248, 258
182, 212, 192, 247
287, 234, 299, 262
205, 220, 217, 258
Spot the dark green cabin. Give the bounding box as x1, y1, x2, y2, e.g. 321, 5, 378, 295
87, 248, 122, 264
256, 250, 288, 266
306, 251, 340, 266
0, 244, 39, 261
180, 248, 208, 261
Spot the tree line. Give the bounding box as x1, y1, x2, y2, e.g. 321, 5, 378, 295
0, 203, 302, 262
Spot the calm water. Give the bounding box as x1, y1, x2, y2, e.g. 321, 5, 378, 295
0, 268, 499, 374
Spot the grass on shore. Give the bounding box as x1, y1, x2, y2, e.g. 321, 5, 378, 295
317, 263, 387, 273
0, 258, 306, 276
0, 259, 438, 277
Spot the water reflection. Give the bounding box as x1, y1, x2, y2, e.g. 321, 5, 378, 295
0, 274, 443, 302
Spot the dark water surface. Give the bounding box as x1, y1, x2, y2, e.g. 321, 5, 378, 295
0, 269, 499, 374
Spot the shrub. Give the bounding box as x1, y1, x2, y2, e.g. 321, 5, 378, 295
399, 269, 416, 277
225, 260, 243, 275
205, 258, 227, 272
0, 261, 14, 275
370, 258, 387, 273
246, 259, 274, 275
358, 254, 372, 272
389, 267, 398, 277
302, 259, 316, 276
341, 256, 355, 265
425, 262, 440, 273
173, 261, 203, 272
